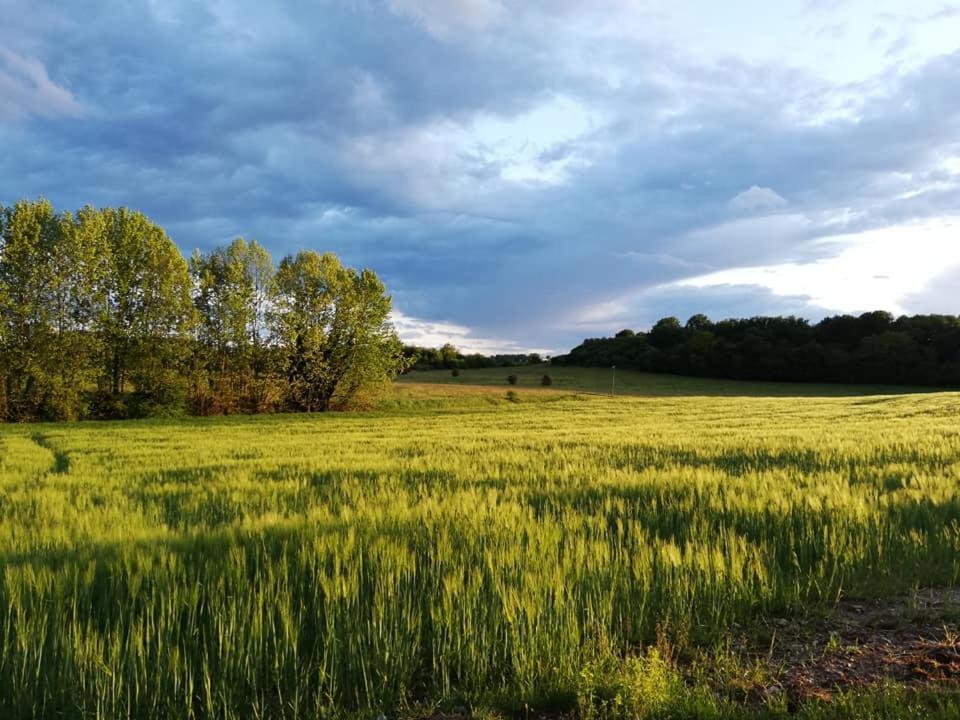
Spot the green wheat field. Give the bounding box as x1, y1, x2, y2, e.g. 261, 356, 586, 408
2, 370, 960, 719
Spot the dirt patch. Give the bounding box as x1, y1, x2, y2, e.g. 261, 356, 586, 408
755, 588, 960, 704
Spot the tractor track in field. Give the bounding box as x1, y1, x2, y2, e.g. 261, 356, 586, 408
29, 432, 70, 474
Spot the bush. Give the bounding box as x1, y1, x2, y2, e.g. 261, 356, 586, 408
505, 390, 520, 403
507, 374, 518, 385
86, 390, 128, 420
541, 374, 553, 386
578, 649, 692, 720
451, 368, 460, 377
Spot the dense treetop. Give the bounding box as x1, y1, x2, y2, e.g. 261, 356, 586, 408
555, 312, 960, 387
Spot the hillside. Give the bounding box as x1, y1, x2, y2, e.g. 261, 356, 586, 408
398, 362, 938, 397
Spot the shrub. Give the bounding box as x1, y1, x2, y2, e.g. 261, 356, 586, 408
505, 390, 520, 403
541, 374, 553, 386
452, 368, 460, 377
507, 374, 518, 385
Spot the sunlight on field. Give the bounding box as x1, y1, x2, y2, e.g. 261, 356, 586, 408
397, 363, 938, 398
2, 385, 960, 718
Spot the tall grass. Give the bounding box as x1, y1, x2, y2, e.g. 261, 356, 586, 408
1, 390, 959, 718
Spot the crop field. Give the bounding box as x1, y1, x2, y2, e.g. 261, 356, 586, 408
397, 363, 939, 397
2, 381, 960, 719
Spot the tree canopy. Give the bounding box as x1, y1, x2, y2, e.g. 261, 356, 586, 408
0, 198, 406, 421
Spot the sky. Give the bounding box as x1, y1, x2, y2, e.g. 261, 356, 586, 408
1, 1, 959, 354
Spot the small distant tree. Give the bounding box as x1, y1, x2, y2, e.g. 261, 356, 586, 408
541, 374, 552, 386
507, 374, 518, 385
451, 368, 460, 377
440, 343, 460, 369
685, 314, 712, 332
648, 316, 684, 348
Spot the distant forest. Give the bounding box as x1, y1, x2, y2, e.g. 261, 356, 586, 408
554, 313, 960, 387
403, 344, 542, 371
0, 199, 405, 422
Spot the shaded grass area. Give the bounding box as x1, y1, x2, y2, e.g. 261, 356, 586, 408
1, 388, 960, 718
398, 363, 942, 397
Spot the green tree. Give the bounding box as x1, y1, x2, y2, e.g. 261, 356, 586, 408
48, 206, 112, 417
440, 343, 460, 369
190, 238, 274, 413
96, 208, 196, 415
0, 199, 61, 419
270, 250, 404, 411
648, 317, 684, 348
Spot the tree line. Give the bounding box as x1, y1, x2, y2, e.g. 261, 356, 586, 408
554, 312, 960, 387
0, 199, 405, 422
402, 343, 542, 371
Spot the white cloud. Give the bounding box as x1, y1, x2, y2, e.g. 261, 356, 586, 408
729, 185, 788, 211
902, 262, 960, 314
571, 299, 630, 326
0, 48, 86, 120
675, 217, 960, 315
391, 310, 551, 355
343, 93, 598, 209
680, 212, 816, 267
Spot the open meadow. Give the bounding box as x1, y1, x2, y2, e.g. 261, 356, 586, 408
2, 377, 960, 719
396, 363, 941, 397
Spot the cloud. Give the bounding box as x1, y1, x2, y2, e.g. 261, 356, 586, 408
392, 311, 551, 354
567, 282, 830, 334
902, 262, 960, 315
675, 218, 960, 316
1, 1, 959, 354
728, 186, 789, 211
0, 48, 86, 120
387, 0, 505, 37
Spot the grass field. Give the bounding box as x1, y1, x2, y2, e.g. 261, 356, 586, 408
2, 378, 960, 719
398, 363, 940, 397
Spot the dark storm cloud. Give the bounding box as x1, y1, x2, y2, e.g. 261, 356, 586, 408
1, 0, 958, 352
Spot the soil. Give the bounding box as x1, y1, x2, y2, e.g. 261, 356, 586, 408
750, 588, 960, 704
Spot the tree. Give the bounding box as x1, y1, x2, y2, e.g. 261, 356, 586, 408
440, 343, 460, 369
648, 317, 684, 348
0, 199, 61, 420
96, 208, 196, 415
685, 314, 712, 332
270, 250, 404, 412
191, 238, 274, 413
45, 206, 112, 418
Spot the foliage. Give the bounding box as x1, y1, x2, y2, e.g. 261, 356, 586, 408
555, 312, 960, 387
541, 373, 553, 386
0, 199, 404, 420
0, 200, 196, 420
190, 237, 274, 414
2, 388, 959, 717
507, 374, 518, 385
270, 250, 405, 412
404, 345, 542, 371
